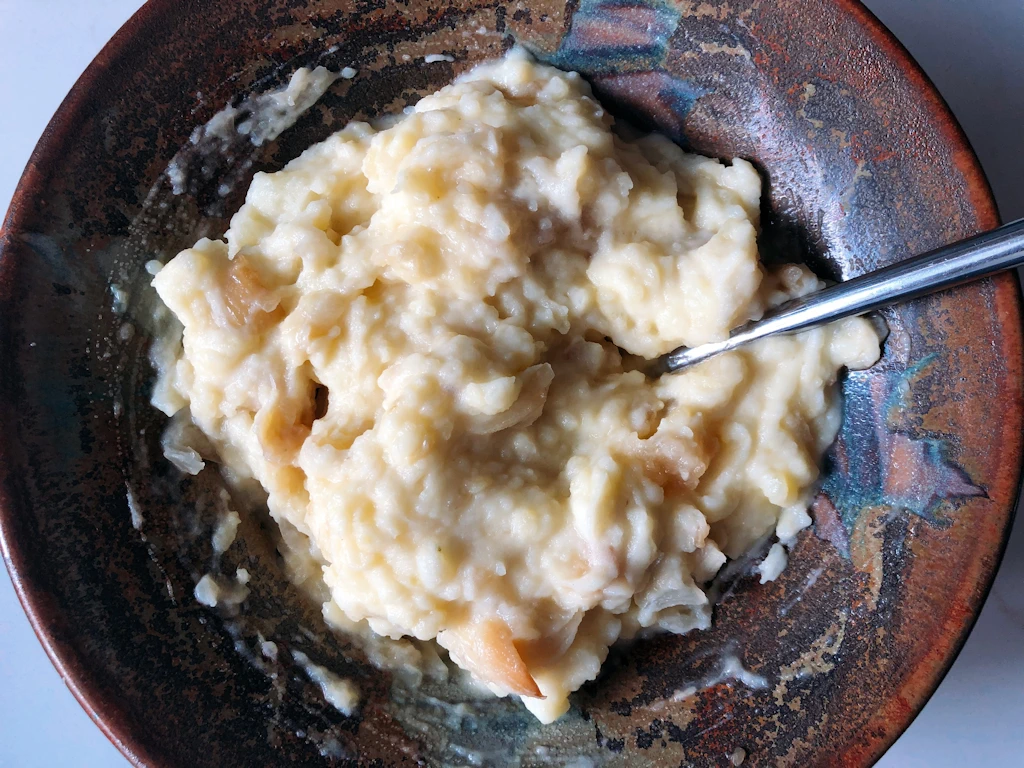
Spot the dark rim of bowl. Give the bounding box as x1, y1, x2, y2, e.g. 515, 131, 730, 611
0, 1, 1020, 766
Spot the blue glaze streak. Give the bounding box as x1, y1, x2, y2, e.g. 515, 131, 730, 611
822, 359, 985, 557
823, 370, 886, 544
883, 352, 937, 422
540, 0, 681, 74
524, 0, 711, 145
656, 77, 712, 129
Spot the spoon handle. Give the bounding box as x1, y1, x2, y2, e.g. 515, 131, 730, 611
656, 218, 1024, 375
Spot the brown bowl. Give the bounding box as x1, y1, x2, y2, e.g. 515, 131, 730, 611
1, 0, 1021, 765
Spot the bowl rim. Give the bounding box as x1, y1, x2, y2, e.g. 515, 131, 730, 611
0, 1, 1020, 766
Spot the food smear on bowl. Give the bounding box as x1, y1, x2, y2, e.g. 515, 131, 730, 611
292, 650, 361, 717
151, 48, 880, 723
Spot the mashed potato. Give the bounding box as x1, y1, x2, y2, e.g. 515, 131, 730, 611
152, 49, 880, 722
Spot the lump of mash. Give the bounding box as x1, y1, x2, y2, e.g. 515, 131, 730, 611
152, 49, 880, 722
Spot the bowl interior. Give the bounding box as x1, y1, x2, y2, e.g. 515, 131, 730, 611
1, 1, 1021, 766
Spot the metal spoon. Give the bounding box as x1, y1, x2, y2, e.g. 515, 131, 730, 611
649, 218, 1024, 376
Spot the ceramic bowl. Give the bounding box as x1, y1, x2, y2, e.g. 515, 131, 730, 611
1, 0, 1021, 765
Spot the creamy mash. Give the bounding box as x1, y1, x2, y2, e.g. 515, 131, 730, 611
152, 49, 880, 723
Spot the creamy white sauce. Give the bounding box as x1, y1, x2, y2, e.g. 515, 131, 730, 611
211, 508, 240, 555
166, 66, 340, 196
193, 569, 250, 609
662, 647, 768, 707
756, 542, 788, 584
259, 638, 279, 661
126, 485, 144, 530
291, 650, 360, 716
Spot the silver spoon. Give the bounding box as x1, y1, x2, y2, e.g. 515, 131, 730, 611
649, 218, 1024, 376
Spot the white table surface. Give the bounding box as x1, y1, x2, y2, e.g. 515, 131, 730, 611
1, 1, 1022, 765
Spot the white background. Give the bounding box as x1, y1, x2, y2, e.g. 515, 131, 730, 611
1, 1, 1022, 765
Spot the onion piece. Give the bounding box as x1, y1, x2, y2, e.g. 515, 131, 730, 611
466, 363, 554, 435
438, 618, 543, 698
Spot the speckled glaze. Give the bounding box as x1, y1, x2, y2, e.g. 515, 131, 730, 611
1, 1, 1021, 766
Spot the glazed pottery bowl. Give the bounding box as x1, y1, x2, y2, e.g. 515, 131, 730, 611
1, 1, 1021, 766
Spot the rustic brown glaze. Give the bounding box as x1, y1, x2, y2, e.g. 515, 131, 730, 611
1, 1, 1021, 766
